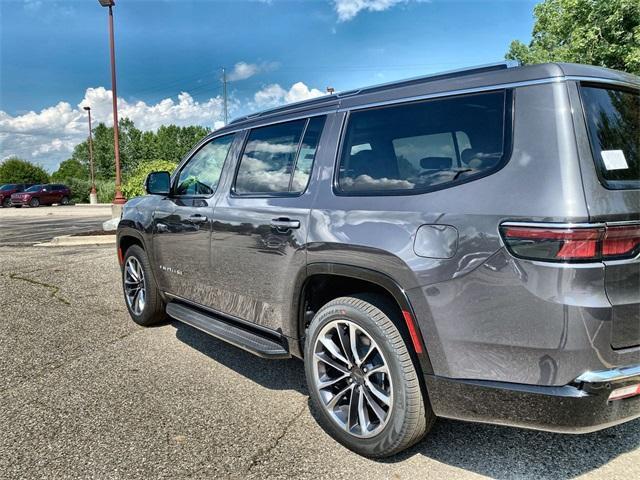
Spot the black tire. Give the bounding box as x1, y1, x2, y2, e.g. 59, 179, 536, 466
304, 294, 435, 457
60, 196, 70, 206
2, 197, 10, 208
121, 244, 167, 326
29, 198, 40, 207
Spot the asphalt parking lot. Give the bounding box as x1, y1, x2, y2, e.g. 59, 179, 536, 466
0, 205, 112, 245
1, 218, 639, 479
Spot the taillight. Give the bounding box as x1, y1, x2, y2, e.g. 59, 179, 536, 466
500, 223, 640, 262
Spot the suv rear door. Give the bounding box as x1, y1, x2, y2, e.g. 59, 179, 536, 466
207, 116, 327, 333
572, 81, 640, 349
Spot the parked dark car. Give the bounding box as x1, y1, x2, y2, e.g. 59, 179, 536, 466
0, 183, 33, 207
11, 183, 71, 208
117, 62, 640, 457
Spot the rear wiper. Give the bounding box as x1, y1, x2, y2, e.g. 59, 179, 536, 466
452, 169, 473, 181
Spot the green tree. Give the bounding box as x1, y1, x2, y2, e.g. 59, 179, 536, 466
51, 158, 88, 182
121, 159, 178, 199
0, 157, 50, 184
506, 0, 640, 74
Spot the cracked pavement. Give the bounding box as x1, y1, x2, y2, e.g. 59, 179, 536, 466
1, 244, 640, 479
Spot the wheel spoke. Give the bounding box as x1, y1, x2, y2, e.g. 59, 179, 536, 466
314, 352, 350, 374
357, 387, 369, 435
359, 343, 376, 366
319, 335, 350, 367
365, 378, 390, 406
362, 386, 387, 421
335, 322, 355, 365
348, 323, 362, 366
347, 384, 358, 430
317, 373, 348, 389
365, 364, 389, 377
326, 383, 353, 410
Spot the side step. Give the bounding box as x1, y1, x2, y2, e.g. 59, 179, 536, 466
166, 302, 290, 359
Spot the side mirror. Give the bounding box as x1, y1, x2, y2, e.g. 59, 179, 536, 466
144, 171, 171, 195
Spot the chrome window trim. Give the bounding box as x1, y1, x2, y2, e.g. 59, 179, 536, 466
336, 78, 563, 113
565, 76, 640, 90
576, 364, 640, 384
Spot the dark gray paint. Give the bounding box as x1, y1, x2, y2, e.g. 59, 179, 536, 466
118, 63, 640, 433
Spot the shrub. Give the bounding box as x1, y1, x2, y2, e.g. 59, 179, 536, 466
0, 157, 49, 184
121, 159, 177, 199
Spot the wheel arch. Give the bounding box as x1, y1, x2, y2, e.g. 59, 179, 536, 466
292, 263, 433, 375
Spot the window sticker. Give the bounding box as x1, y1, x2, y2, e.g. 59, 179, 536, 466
601, 150, 629, 171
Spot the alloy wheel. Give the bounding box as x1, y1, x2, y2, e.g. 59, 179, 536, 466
312, 319, 393, 438
124, 256, 146, 315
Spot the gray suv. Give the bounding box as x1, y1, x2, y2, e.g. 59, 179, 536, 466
117, 62, 640, 457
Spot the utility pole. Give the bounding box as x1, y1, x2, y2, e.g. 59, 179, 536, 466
83, 106, 98, 204
222, 67, 228, 125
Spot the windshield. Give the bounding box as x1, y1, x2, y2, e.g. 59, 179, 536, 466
580, 84, 639, 188
24, 185, 42, 192
0, 184, 17, 191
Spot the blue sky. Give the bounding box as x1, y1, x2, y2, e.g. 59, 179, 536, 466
0, 0, 538, 171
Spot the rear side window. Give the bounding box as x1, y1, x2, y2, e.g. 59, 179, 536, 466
337, 91, 510, 194
580, 84, 639, 188
234, 116, 325, 195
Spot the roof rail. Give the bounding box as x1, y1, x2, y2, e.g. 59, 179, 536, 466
227, 60, 521, 126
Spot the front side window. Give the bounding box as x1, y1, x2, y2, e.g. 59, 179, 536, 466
234, 116, 325, 195
0, 184, 17, 191
337, 91, 509, 194
25, 185, 41, 192
580, 84, 639, 188
175, 134, 234, 196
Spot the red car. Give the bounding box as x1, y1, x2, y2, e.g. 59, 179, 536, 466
11, 183, 71, 208
0, 183, 33, 207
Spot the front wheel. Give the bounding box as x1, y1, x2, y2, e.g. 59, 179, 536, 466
122, 244, 167, 326
304, 294, 434, 457
29, 198, 40, 207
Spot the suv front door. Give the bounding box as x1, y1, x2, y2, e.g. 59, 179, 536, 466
208, 116, 327, 333
152, 133, 237, 304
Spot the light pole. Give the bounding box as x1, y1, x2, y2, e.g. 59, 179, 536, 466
98, 0, 126, 205
83, 106, 98, 204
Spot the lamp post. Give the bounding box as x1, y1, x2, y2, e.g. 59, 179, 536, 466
98, 0, 126, 205
83, 106, 98, 204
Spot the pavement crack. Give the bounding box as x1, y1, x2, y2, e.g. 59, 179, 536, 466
3, 272, 70, 305
245, 401, 307, 474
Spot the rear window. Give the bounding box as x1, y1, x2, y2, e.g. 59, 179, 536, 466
580, 84, 639, 188
336, 90, 510, 195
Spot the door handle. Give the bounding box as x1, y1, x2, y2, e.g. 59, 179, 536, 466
188, 215, 208, 224
271, 218, 300, 231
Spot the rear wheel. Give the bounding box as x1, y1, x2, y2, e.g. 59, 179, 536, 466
29, 198, 40, 207
2, 197, 10, 207
122, 244, 167, 326
60, 196, 70, 206
304, 294, 434, 457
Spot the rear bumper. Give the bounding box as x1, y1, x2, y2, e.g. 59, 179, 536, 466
426, 364, 640, 433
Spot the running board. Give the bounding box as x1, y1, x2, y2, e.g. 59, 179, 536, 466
166, 302, 290, 359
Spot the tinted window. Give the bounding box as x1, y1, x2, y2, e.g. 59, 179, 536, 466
175, 134, 234, 196
25, 185, 42, 192
291, 116, 325, 193
580, 84, 639, 187
235, 119, 314, 195
337, 91, 508, 194
0, 184, 16, 191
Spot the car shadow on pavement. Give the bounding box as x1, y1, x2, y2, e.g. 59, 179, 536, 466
171, 320, 308, 395
385, 414, 640, 479
172, 320, 639, 478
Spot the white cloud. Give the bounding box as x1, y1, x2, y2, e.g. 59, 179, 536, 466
227, 61, 279, 81
333, 0, 425, 22
253, 82, 324, 109
0, 80, 324, 172
0, 87, 227, 172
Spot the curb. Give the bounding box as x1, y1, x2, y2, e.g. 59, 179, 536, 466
35, 234, 116, 247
